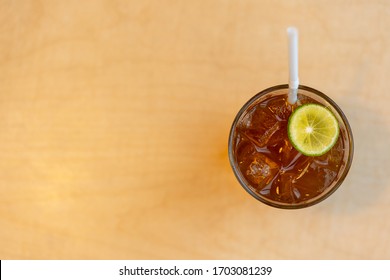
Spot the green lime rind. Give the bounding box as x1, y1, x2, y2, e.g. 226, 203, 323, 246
287, 103, 340, 157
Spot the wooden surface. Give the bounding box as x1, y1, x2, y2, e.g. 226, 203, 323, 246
1, 0, 390, 260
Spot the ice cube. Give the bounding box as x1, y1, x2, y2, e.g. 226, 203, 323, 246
234, 134, 257, 164
295, 137, 344, 194
238, 151, 280, 191
276, 172, 302, 203
280, 146, 310, 173
238, 97, 290, 150
313, 137, 344, 172
267, 96, 293, 121
239, 104, 277, 133
244, 121, 281, 148
290, 159, 338, 198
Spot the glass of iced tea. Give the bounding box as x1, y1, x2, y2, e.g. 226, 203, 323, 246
228, 84, 354, 209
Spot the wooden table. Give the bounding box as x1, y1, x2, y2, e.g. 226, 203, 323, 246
1, 0, 389, 259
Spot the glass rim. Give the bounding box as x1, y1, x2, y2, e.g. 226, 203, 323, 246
228, 84, 354, 209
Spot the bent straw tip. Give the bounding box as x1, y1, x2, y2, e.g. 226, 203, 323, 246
287, 26, 298, 35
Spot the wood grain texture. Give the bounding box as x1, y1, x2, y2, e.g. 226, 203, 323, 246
0, 0, 389, 259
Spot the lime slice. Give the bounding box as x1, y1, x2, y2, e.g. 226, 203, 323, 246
288, 104, 339, 156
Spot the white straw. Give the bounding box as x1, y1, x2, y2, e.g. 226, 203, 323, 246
287, 27, 299, 104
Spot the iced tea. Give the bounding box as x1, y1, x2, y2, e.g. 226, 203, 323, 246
228, 85, 353, 208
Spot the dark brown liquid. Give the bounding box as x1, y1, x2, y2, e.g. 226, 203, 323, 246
233, 94, 346, 204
